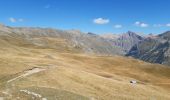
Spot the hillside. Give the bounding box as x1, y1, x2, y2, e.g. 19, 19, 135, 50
0, 25, 170, 100
0, 46, 170, 100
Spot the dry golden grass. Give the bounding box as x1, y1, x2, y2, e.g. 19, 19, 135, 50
0, 37, 170, 100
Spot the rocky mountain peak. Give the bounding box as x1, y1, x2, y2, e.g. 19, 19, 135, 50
126, 31, 137, 36
158, 31, 170, 40
122, 31, 143, 39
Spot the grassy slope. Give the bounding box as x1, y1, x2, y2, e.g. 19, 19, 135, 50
0, 37, 170, 100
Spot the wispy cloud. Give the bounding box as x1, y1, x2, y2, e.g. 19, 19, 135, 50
153, 23, 170, 27
44, 4, 51, 9
93, 18, 110, 25
18, 18, 24, 22
9, 17, 17, 23
9, 17, 25, 23
135, 21, 149, 28
153, 24, 163, 27
166, 23, 170, 27
114, 24, 122, 28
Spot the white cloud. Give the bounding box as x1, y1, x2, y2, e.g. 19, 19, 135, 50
114, 24, 122, 28
140, 23, 148, 27
166, 23, 170, 27
9, 17, 17, 23
9, 17, 24, 23
93, 18, 110, 24
135, 21, 140, 25
134, 21, 149, 28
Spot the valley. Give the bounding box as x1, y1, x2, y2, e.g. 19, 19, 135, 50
0, 25, 169, 99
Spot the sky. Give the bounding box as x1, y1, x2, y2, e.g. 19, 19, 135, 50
0, 0, 170, 34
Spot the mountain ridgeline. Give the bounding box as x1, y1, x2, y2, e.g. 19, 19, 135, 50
0, 24, 124, 55
0, 24, 170, 66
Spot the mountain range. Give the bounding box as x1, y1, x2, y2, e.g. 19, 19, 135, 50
0, 24, 124, 56
1, 24, 170, 66
101, 30, 170, 66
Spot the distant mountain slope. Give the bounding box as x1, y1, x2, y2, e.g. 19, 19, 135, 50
0, 25, 124, 55
100, 33, 120, 40
101, 31, 145, 52
127, 31, 170, 66
159, 31, 170, 40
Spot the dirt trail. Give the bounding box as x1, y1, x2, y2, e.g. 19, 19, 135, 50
7, 67, 46, 83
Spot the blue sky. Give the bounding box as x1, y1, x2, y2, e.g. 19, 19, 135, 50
0, 0, 170, 34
